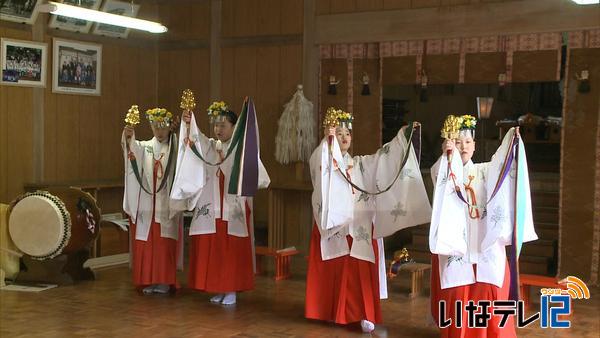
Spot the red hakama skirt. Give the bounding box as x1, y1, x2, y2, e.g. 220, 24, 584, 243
187, 172, 254, 293
305, 223, 382, 325
430, 254, 516, 338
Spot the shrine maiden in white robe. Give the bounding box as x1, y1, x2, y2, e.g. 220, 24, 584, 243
429, 128, 538, 289
311, 127, 432, 298
122, 131, 181, 242
170, 114, 270, 238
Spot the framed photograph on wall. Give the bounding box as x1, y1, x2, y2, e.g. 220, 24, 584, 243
0, 0, 42, 25
1, 38, 47, 88
48, 0, 102, 33
52, 38, 102, 96
92, 0, 140, 39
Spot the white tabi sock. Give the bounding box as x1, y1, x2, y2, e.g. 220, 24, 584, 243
142, 285, 155, 294
221, 292, 236, 305
154, 284, 170, 294
361, 319, 375, 333
210, 294, 225, 303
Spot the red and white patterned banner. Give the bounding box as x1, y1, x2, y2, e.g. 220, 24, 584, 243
319, 30, 593, 90
567, 29, 600, 49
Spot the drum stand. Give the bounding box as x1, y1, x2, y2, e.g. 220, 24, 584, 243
16, 249, 95, 285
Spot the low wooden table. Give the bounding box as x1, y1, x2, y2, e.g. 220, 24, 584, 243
255, 246, 299, 281
394, 262, 432, 298
519, 274, 567, 309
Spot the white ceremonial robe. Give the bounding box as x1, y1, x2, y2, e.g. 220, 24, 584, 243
310, 128, 432, 298
122, 132, 181, 242
429, 128, 538, 289
170, 114, 270, 238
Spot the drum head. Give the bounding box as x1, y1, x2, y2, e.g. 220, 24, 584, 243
8, 193, 70, 259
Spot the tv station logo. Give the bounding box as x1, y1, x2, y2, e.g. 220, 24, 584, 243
438, 276, 590, 329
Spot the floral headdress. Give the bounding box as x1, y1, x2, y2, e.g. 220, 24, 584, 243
322, 107, 354, 130
145, 107, 173, 128
207, 101, 229, 123
458, 114, 477, 138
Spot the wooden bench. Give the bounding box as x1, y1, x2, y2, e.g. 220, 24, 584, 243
255, 246, 299, 281
393, 263, 432, 298
519, 274, 567, 309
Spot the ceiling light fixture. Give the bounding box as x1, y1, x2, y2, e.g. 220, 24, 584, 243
40, 1, 168, 34
570, 0, 599, 5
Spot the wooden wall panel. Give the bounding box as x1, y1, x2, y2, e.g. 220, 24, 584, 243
382, 0, 411, 10
382, 56, 417, 85
97, 44, 119, 182
234, 0, 258, 37
559, 48, 600, 281
0, 28, 33, 203
221, 0, 235, 37
257, 0, 281, 36
318, 0, 518, 14
356, 0, 384, 12
512, 50, 559, 83
412, 0, 441, 8
441, 0, 471, 5
234, 47, 258, 111
316, 0, 332, 15
218, 43, 303, 226
222, 0, 303, 37
353, 59, 382, 155
256, 45, 281, 179
330, 0, 357, 14
189, 49, 211, 133
464, 52, 506, 83
220, 46, 236, 117
5, 84, 33, 201
158, 2, 210, 41
0, 59, 6, 201
315, 0, 600, 43
352, 59, 382, 155
78, 95, 100, 181
424, 54, 460, 84
320, 59, 348, 117
280, 0, 304, 35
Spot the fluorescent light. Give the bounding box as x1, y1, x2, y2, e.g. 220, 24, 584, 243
41, 1, 167, 34
571, 0, 599, 4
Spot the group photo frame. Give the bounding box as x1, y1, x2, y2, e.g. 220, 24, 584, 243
0, 0, 42, 25
48, 0, 102, 33
92, 0, 140, 39
52, 38, 102, 96
1, 37, 47, 88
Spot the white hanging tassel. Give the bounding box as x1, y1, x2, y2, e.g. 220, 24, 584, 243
275, 85, 315, 164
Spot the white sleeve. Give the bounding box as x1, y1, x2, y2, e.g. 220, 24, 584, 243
428, 145, 469, 257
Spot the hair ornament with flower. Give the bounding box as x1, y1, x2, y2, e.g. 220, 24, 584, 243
322, 106, 354, 130
458, 114, 477, 130
207, 101, 229, 123
145, 107, 174, 128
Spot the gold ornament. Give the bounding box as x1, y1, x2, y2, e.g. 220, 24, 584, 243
180, 89, 196, 111
441, 115, 461, 140
322, 107, 342, 129
124, 105, 140, 126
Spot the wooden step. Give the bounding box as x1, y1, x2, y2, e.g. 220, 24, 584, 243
520, 255, 554, 276
534, 222, 558, 240
521, 239, 556, 258
531, 191, 559, 207
411, 227, 429, 246
529, 173, 559, 192
533, 207, 559, 223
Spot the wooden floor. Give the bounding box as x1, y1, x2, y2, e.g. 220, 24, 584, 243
1, 263, 599, 338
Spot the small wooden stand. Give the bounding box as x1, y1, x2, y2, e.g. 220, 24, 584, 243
16, 250, 95, 286
393, 263, 432, 298
255, 246, 299, 281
